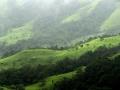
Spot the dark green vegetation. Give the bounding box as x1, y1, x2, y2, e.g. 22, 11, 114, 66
0, 35, 120, 90
0, 45, 119, 85
54, 56, 120, 90
0, 0, 120, 90
1, 35, 120, 70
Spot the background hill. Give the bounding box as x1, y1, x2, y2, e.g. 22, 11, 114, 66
0, 0, 120, 56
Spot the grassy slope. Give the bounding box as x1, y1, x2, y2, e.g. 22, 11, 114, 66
0, 35, 120, 70
110, 53, 120, 59
26, 71, 76, 90
0, 35, 120, 89
0, 49, 67, 70
3, 71, 76, 90
101, 5, 120, 31
0, 22, 33, 46
62, 0, 102, 24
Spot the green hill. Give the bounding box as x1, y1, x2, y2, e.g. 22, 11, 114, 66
0, 35, 120, 70
0, 0, 120, 89
0, 22, 33, 46
0, 35, 120, 90
0, 0, 120, 55
101, 6, 120, 31
26, 71, 76, 90
1, 71, 76, 90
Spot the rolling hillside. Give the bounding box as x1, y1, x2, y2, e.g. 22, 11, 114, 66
0, 35, 120, 70
1, 71, 76, 90
0, 0, 120, 90
0, 22, 33, 46
101, 5, 120, 32
26, 71, 76, 90
1, 34, 120, 90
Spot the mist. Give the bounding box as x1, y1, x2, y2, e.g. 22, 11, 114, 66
0, 0, 120, 89
0, 0, 120, 56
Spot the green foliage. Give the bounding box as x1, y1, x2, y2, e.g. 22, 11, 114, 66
1, 42, 120, 90
0, 0, 120, 90
0, 22, 33, 46
0, 87, 3, 90
54, 55, 120, 90
101, 7, 120, 31
25, 71, 75, 90
0, 34, 120, 70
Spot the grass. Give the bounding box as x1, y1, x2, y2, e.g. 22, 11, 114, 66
25, 83, 40, 90
26, 71, 76, 90
0, 71, 75, 90
88, 0, 102, 14
0, 49, 67, 70
0, 22, 33, 46
0, 35, 120, 89
101, 7, 120, 31
0, 35, 120, 70
61, 0, 102, 24
61, 12, 82, 23
61, 5, 90, 24
110, 52, 120, 59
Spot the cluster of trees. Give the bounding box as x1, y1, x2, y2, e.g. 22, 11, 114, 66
54, 56, 120, 90
0, 65, 46, 85
1, 34, 119, 59
0, 45, 120, 88
0, 58, 80, 86
76, 34, 120, 46
0, 40, 28, 58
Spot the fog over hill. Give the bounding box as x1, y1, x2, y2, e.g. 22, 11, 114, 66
0, 0, 120, 56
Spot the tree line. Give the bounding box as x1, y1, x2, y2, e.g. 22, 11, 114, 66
54, 55, 120, 90
0, 45, 120, 89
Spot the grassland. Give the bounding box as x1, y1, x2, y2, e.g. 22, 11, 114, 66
0, 22, 33, 46
101, 6, 120, 31
0, 35, 120, 89
2, 71, 76, 90
0, 35, 120, 70
62, 0, 102, 24
26, 71, 76, 90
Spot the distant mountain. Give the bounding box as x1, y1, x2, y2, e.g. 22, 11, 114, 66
0, 0, 120, 56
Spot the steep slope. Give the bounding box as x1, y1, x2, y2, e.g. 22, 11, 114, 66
26, 71, 76, 90
101, 4, 120, 33
1, 71, 76, 90
0, 22, 33, 46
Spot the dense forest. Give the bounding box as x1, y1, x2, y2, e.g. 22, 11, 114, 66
0, 35, 120, 89
54, 56, 120, 90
